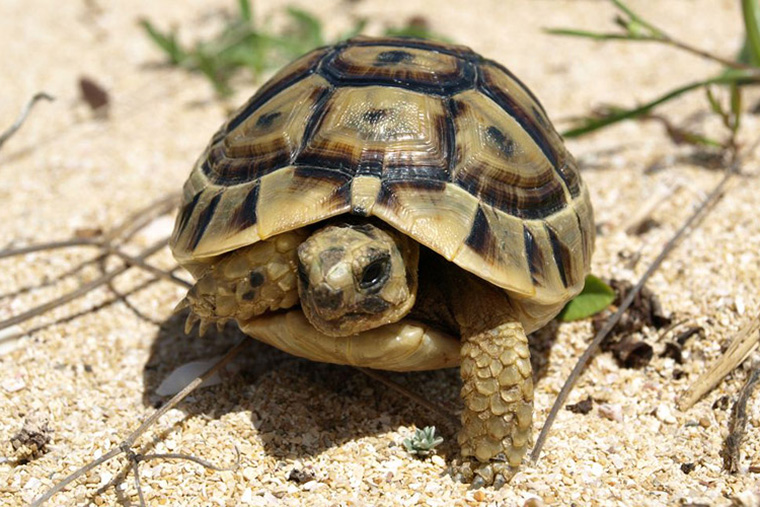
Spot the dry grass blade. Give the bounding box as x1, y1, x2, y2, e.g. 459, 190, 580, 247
0, 238, 100, 259
103, 192, 179, 244
678, 311, 760, 410
30, 339, 249, 507
0, 92, 54, 150
722, 364, 760, 473
0, 238, 168, 333
0, 192, 185, 334
531, 167, 734, 464
356, 367, 460, 428
0, 267, 185, 344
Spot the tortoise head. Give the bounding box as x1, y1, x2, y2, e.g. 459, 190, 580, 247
297, 223, 418, 337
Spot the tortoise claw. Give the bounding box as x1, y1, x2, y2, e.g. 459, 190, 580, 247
173, 297, 190, 314
184, 313, 199, 334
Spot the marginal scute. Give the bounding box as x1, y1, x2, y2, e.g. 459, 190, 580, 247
321, 44, 475, 95
453, 204, 536, 299
373, 181, 479, 262
256, 165, 351, 239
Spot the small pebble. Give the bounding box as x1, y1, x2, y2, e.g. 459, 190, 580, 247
699, 416, 711, 428
523, 497, 544, 507
656, 404, 677, 424
2, 376, 26, 393
598, 403, 623, 422
242, 467, 257, 481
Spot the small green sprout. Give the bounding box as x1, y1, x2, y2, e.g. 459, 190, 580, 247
141, 2, 450, 97
403, 426, 444, 459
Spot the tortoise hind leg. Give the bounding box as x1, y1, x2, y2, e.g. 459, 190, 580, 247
458, 321, 533, 487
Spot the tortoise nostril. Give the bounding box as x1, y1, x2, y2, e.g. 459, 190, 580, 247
311, 285, 344, 311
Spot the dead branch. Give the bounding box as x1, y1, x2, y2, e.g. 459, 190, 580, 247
0, 238, 168, 333
531, 166, 734, 464
30, 339, 248, 507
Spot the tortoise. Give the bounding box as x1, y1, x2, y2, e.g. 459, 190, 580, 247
170, 36, 594, 487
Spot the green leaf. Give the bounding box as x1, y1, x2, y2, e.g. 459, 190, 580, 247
544, 28, 651, 42
705, 86, 723, 116
730, 82, 742, 132
238, 0, 252, 23
610, 0, 663, 38
286, 7, 325, 49
562, 69, 759, 138
558, 274, 616, 322
139, 19, 188, 65
741, 0, 760, 66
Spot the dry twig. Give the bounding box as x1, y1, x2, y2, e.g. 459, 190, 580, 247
722, 364, 760, 473
30, 339, 248, 507
0, 92, 54, 150
679, 312, 760, 410
531, 166, 735, 464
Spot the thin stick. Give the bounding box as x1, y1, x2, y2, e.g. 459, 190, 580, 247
103, 192, 180, 244
30, 338, 249, 507
356, 367, 460, 428
0, 239, 168, 333
531, 167, 734, 464
722, 364, 760, 473
0, 92, 54, 150
137, 447, 241, 471
0, 238, 100, 259
102, 244, 191, 288
678, 312, 760, 410
0, 267, 185, 344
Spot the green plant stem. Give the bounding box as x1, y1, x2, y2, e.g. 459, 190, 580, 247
563, 70, 760, 138
546, 29, 754, 71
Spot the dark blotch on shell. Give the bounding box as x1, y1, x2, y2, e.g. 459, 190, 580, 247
362, 108, 388, 125
486, 125, 515, 157
256, 111, 282, 129
375, 50, 413, 65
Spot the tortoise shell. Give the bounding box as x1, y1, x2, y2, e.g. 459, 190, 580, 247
170, 36, 594, 307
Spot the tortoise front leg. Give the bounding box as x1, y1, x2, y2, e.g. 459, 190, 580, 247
458, 321, 533, 488
423, 258, 534, 488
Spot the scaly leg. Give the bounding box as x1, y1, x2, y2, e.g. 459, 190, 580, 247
458, 321, 533, 488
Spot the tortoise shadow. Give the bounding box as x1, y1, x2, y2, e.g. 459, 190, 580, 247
143, 310, 560, 462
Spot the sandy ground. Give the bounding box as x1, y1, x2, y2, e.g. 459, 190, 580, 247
1, 0, 759, 505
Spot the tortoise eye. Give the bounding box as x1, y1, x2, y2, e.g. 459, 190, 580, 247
359, 255, 390, 292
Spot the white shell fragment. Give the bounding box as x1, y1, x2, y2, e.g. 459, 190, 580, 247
156, 356, 238, 396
